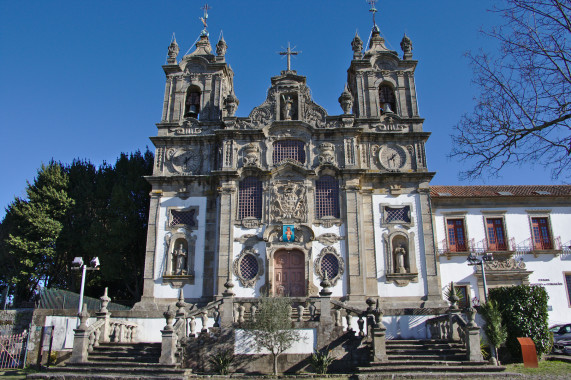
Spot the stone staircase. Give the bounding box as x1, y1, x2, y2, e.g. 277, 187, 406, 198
27, 343, 188, 380
357, 339, 508, 378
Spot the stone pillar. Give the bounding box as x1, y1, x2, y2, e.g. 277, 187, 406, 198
371, 301, 387, 362
216, 185, 235, 296
465, 308, 483, 362
69, 304, 90, 364
344, 181, 366, 300
138, 190, 162, 306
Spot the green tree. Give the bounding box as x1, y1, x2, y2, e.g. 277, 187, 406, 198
451, 0, 571, 179
1, 162, 74, 303
480, 299, 507, 364
244, 297, 303, 375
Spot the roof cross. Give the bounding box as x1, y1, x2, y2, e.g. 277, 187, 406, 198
200, 3, 211, 36
279, 42, 300, 72
367, 0, 378, 29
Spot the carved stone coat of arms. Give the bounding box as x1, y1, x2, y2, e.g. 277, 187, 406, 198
270, 181, 307, 222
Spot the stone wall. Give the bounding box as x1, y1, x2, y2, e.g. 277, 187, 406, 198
0, 308, 34, 335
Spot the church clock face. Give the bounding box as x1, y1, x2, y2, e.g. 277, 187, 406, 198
379, 144, 406, 171
170, 149, 201, 174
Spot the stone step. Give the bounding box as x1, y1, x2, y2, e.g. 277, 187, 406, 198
388, 354, 467, 361
387, 342, 464, 349
358, 364, 506, 373
71, 362, 177, 368
29, 365, 186, 377
356, 372, 516, 379
370, 360, 493, 366
387, 349, 466, 356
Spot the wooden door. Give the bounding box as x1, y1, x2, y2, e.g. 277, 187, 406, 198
274, 250, 305, 296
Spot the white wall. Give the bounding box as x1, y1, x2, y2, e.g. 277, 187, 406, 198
372, 193, 428, 298
153, 196, 207, 299
311, 224, 346, 297
232, 226, 266, 297
234, 328, 316, 354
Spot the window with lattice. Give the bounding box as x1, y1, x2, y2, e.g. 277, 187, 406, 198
170, 209, 197, 227
238, 177, 262, 219
321, 254, 339, 279
272, 140, 306, 165
385, 206, 410, 223
240, 254, 259, 281
315, 175, 340, 219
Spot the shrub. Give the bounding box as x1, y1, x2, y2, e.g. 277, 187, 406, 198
309, 349, 335, 374
488, 285, 550, 359
208, 349, 234, 375
480, 299, 507, 363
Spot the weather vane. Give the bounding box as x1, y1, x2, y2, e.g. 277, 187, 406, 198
279, 42, 300, 72
200, 3, 211, 36
367, 0, 379, 31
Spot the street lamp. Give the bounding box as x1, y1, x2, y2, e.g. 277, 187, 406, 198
71, 257, 100, 314
467, 252, 494, 303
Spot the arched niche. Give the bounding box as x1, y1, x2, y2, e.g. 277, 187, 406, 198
383, 230, 418, 287
184, 85, 202, 119
163, 230, 197, 287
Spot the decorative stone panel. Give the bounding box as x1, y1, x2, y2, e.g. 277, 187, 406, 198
233, 247, 264, 288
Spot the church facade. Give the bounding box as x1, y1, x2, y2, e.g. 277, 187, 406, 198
137, 25, 447, 312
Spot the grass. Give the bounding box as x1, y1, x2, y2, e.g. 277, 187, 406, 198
504, 359, 571, 376
0, 368, 36, 380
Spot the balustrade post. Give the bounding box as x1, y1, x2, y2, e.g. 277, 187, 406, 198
96, 288, 111, 343
159, 306, 177, 365
319, 275, 333, 325
465, 308, 483, 362
371, 300, 387, 363
69, 304, 90, 364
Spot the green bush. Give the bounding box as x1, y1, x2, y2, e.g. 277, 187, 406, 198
309, 349, 335, 374
488, 285, 550, 359
208, 349, 234, 375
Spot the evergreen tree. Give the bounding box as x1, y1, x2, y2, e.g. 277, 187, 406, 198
1, 162, 74, 303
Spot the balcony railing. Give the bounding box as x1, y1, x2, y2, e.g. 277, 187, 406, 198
515, 236, 562, 254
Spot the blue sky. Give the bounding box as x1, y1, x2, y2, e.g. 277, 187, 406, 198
0, 0, 562, 219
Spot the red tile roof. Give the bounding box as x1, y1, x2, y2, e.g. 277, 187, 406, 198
430, 185, 571, 198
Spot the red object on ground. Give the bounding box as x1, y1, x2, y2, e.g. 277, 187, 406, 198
517, 337, 538, 368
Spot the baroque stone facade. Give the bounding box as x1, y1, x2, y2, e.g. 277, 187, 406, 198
136, 22, 445, 311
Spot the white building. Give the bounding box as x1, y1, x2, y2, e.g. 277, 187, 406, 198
432, 185, 571, 325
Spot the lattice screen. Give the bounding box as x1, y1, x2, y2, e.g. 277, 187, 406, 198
315, 176, 340, 218
273, 140, 306, 164
238, 177, 262, 219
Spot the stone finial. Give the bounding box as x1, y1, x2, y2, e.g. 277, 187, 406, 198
163, 305, 175, 331
176, 289, 186, 317
447, 281, 460, 310
167, 37, 179, 64
338, 84, 353, 115
319, 272, 333, 297
99, 287, 110, 313
400, 33, 413, 60
374, 299, 386, 329
78, 303, 90, 330
351, 31, 363, 59
366, 297, 375, 314
223, 276, 235, 296
224, 94, 239, 117
466, 308, 477, 327
216, 33, 227, 57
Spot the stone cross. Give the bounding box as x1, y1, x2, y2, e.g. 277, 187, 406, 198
367, 0, 378, 28
279, 42, 300, 72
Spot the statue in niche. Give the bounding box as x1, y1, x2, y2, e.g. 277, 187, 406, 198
173, 242, 188, 275
394, 243, 407, 273
282, 95, 294, 120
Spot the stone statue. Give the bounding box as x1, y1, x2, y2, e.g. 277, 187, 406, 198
173, 243, 187, 275
394, 244, 407, 273
282, 95, 293, 120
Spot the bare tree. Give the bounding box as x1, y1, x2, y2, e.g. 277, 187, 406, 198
244, 297, 303, 375
451, 0, 571, 180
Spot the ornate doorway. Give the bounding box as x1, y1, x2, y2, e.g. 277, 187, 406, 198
274, 250, 305, 296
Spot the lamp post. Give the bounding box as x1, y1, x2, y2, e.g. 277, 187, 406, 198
467, 252, 494, 303
71, 257, 100, 314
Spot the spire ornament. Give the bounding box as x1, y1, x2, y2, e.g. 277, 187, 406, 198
338, 84, 354, 114
216, 32, 227, 57
367, 0, 380, 33
400, 33, 413, 60
351, 31, 363, 59
200, 3, 211, 37
167, 35, 179, 64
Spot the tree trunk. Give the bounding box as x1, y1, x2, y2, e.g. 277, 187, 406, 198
273, 353, 278, 375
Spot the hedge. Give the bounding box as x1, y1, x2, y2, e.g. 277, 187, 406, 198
488, 285, 550, 359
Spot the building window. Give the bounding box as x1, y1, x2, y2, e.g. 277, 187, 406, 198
385, 206, 411, 223
238, 177, 262, 219
315, 175, 340, 218
273, 140, 306, 165
456, 285, 470, 309
379, 84, 396, 114
447, 219, 467, 252
486, 218, 507, 251
565, 273, 571, 306
240, 254, 259, 281
321, 253, 339, 280
170, 209, 197, 228
184, 86, 201, 118
531, 217, 552, 250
